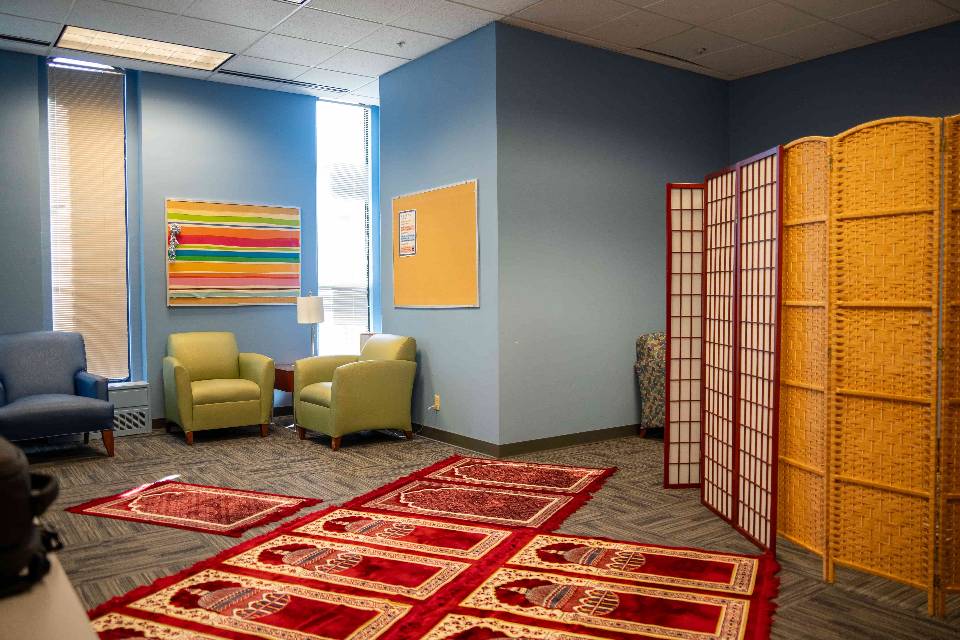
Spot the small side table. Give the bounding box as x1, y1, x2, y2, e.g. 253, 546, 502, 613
275, 363, 295, 393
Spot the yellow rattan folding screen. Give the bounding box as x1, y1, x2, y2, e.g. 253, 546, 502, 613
777, 137, 830, 561
776, 116, 960, 614
942, 114, 960, 612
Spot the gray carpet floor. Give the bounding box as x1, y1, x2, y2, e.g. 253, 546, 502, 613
25, 422, 960, 639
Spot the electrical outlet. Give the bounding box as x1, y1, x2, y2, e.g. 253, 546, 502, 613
433, 394, 441, 411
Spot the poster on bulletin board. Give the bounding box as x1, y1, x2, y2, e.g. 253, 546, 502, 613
393, 180, 479, 308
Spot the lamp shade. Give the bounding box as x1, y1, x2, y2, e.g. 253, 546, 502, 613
297, 296, 324, 324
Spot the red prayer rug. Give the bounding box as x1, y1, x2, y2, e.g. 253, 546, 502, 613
87, 456, 779, 639
67, 480, 321, 537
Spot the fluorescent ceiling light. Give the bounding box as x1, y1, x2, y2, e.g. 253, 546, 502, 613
50, 57, 116, 70
55, 26, 232, 71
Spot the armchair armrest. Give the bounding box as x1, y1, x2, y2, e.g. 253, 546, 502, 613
293, 355, 359, 404
331, 360, 417, 432
239, 352, 275, 424
163, 355, 193, 430
75, 370, 109, 401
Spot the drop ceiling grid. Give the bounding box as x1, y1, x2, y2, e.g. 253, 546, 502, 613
0, 0, 957, 101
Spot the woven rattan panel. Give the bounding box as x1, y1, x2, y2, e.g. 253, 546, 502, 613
943, 114, 960, 604
665, 184, 705, 488
702, 170, 738, 521
778, 138, 829, 557
829, 117, 940, 603
735, 148, 782, 550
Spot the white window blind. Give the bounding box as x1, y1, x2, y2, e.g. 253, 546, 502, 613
47, 62, 130, 380
316, 101, 371, 354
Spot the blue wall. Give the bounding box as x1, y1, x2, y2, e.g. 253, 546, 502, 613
379, 25, 500, 444
495, 25, 728, 444
139, 73, 317, 416
0, 51, 45, 334
729, 21, 960, 159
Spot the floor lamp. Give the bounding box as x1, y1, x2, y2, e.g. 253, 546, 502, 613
297, 295, 325, 356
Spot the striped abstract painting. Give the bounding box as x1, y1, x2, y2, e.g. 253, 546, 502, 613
166, 199, 300, 306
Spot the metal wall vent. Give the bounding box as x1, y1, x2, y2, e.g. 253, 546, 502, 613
217, 69, 350, 93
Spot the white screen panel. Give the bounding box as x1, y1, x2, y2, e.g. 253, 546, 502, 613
665, 184, 704, 488
702, 170, 738, 519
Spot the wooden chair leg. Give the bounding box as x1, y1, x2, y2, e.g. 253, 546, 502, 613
260, 423, 270, 437
296, 426, 306, 440
404, 430, 414, 440
100, 429, 115, 457
185, 431, 194, 445
330, 436, 342, 451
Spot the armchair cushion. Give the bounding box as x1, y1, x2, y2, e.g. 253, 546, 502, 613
300, 382, 332, 407
191, 379, 260, 406
167, 332, 240, 381
0, 394, 113, 440
0, 331, 87, 403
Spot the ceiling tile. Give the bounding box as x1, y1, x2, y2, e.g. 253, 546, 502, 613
759, 20, 871, 59
351, 25, 450, 59
168, 16, 263, 52
243, 33, 342, 65
643, 0, 768, 25
68, 0, 174, 41
183, 0, 299, 31
0, 0, 73, 22
938, 0, 960, 10
500, 16, 628, 51
220, 54, 311, 79
298, 65, 372, 89
707, 2, 819, 42
622, 46, 727, 77
109, 0, 194, 13
584, 9, 689, 47
693, 42, 797, 76
353, 79, 379, 98
305, 0, 420, 23
0, 14, 63, 43
0, 40, 52, 56
454, 0, 540, 12
777, 0, 886, 19
834, 0, 958, 38
514, 0, 637, 33
274, 7, 380, 45
320, 47, 406, 75
389, 0, 500, 39
645, 26, 742, 60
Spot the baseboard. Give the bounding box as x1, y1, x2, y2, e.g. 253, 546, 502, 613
416, 423, 641, 457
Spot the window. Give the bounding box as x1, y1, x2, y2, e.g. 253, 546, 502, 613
315, 101, 372, 354
47, 59, 130, 380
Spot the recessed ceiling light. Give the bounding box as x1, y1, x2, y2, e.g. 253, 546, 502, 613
55, 26, 233, 71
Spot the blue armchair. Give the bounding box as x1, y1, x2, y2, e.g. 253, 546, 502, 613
0, 331, 115, 456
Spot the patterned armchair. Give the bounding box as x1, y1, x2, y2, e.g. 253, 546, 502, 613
635, 332, 666, 436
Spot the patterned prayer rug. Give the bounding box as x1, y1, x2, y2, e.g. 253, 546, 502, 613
87, 457, 779, 639
67, 481, 321, 537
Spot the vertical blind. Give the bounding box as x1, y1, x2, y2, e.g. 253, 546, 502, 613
315, 101, 371, 354
47, 63, 130, 379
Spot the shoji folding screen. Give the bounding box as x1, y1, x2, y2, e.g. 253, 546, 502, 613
665, 184, 704, 488
772, 115, 960, 615
692, 148, 783, 552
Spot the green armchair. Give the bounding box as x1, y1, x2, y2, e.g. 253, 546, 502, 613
294, 334, 417, 450
162, 332, 275, 445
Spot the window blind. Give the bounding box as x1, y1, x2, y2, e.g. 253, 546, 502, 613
316, 101, 371, 353
47, 63, 130, 380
